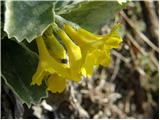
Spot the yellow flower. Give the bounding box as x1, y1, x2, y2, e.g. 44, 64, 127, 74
64, 24, 92, 47
47, 74, 66, 93
42, 26, 67, 63
31, 21, 123, 93
31, 36, 68, 86
63, 23, 122, 77
57, 29, 82, 81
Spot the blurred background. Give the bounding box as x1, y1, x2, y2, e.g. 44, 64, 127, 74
1, 1, 159, 119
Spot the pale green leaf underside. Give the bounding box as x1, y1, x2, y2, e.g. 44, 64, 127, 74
59, 1, 126, 32
4, 1, 54, 42
1, 39, 46, 106
54, 0, 85, 15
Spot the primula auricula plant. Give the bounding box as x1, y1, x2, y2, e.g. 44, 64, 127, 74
31, 15, 123, 93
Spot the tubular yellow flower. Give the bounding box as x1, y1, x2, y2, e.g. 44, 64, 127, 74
47, 74, 66, 93
63, 24, 97, 76
31, 36, 68, 86
43, 35, 67, 62
58, 29, 82, 81
77, 23, 122, 44
77, 27, 103, 40
43, 27, 67, 63
64, 24, 122, 50
64, 24, 92, 47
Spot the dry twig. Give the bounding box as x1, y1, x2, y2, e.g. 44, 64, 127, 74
120, 11, 159, 52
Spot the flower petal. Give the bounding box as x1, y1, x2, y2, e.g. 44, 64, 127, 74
31, 63, 47, 85
99, 49, 111, 67
83, 50, 98, 77
47, 74, 66, 93
77, 27, 102, 40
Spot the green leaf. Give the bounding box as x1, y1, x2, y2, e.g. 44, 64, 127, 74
4, 1, 54, 42
1, 38, 47, 106
54, 0, 85, 15
57, 1, 126, 32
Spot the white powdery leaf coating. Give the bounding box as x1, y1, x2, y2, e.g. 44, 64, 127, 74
54, 0, 85, 15
4, 1, 54, 42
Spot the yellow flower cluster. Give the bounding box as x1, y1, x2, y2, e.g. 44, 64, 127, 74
31, 22, 122, 93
